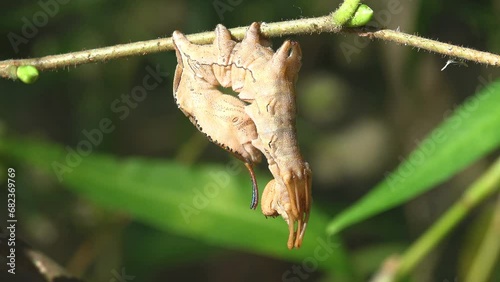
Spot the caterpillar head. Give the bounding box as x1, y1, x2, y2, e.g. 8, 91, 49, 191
261, 171, 311, 249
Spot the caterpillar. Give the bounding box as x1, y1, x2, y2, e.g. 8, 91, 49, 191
172, 22, 312, 249
172, 27, 262, 209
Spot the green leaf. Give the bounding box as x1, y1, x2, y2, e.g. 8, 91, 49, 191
0, 137, 352, 279
327, 79, 500, 235
123, 224, 219, 281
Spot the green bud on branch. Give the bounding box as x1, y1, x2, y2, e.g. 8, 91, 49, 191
16, 65, 39, 84
345, 4, 373, 27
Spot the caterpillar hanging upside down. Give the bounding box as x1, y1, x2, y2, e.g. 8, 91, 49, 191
172, 22, 312, 249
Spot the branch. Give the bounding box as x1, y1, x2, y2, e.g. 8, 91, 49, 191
358, 28, 500, 67
1, 8, 499, 82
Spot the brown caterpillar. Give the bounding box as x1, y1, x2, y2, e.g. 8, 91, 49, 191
172, 27, 262, 209
172, 22, 312, 249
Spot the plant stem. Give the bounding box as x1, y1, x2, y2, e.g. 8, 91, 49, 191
361, 28, 500, 67
1, 13, 500, 80
396, 156, 500, 280
332, 0, 361, 28
465, 192, 500, 282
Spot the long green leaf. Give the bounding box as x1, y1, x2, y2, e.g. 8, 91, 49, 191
327, 79, 500, 235
0, 137, 351, 279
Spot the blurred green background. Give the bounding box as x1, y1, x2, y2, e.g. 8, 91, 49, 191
0, 0, 499, 281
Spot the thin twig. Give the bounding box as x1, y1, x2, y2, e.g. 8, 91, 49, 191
359, 28, 500, 67
1, 13, 499, 81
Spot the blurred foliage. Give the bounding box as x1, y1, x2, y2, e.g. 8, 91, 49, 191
1, 0, 500, 282
328, 80, 500, 235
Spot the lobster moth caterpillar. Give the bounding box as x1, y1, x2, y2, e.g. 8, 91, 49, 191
172, 22, 312, 249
